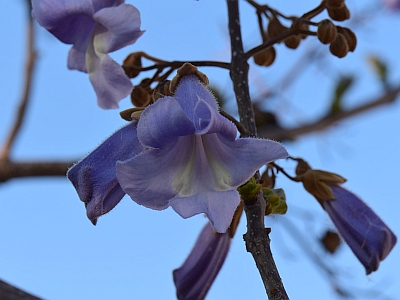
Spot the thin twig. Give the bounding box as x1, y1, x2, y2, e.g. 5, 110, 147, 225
226, 0, 289, 298
257, 85, 400, 141
0, 0, 37, 160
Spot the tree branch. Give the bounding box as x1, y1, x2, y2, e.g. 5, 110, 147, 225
0, 279, 41, 300
1, 0, 37, 160
226, 0, 289, 298
0, 160, 75, 183
257, 85, 400, 141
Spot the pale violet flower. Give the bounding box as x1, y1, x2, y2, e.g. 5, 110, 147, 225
67, 122, 143, 224
68, 73, 287, 232
173, 223, 231, 300
324, 185, 397, 274
116, 75, 288, 232
32, 0, 144, 109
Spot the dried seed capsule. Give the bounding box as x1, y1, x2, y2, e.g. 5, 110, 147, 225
328, 5, 350, 21
253, 47, 276, 67
317, 19, 338, 44
329, 33, 349, 58
123, 53, 142, 78
337, 26, 357, 52
267, 16, 287, 38
284, 35, 301, 49
326, 0, 345, 9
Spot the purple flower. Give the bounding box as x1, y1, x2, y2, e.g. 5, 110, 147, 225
116, 75, 288, 233
323, 185, 397, 274
383, 0, 400, 11
173, 223, 231, 300
67, 122, 143, 224
31, 0, 144, 109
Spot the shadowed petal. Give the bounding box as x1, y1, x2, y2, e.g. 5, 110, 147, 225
67, 122, 142, 224
170, 190, 241, 233
87, 44, 134, 109
323, 185, 397, 274
93, 4, 144, 53
173, 223, 231, 300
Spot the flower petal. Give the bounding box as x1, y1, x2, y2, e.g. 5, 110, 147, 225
173, 223, 231, 300
170, 190, 241, 233
87, 43, 134, 109
137, 97, 195, 149
93, 4, 144, 54
323, 185, 397, 274
67, 122, 142, 224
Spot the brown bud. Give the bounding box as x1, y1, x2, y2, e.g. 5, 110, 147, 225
170, 63, 209, 93
153, 80, 174, 101
130, 85, 151, 107
267, 16, 287, 38
326, 0, 345, 9
317, 19, 337, 44
321, 230, 341, 254
123, 53, 142, 78
328, 5, 350, 21
284, 35, 301, 49
329, 33, 349, 58
253, 47, 276, 67
337, 26, 357, 52
295, 159, 312, 176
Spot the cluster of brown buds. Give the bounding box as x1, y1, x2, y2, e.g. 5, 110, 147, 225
317, 21, 356, 58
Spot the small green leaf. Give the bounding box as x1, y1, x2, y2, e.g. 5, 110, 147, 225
331, 75, 354, 113
263, 188, 288, 215
368, 55, 389, 89
237, 177, 261, 201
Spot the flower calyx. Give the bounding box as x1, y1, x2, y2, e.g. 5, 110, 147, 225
294, 159, 346, 203
170, 63, 209, 93
123, 52, 143, 78
119, 107, 146, 121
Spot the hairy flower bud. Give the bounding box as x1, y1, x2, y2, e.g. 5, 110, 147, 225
337, 26, 357, 52
123, 52, 142, 78
328, 5, 351, 21
330, 33, 349, 58
317, 19, 338, 44
284, 35, 301, 49
267, 16, 287, 38
326, 0, 345, 9
253, 47, 276, 66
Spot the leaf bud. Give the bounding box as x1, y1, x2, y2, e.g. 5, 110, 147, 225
326, 0, 345, 9
329, 33, 349, 58
123, 52, 142, 78
263, 188, 288, 215
337, 26, 357, 52
328, 5, 350, 21
284, 35, 301, 49
237, 177, 261, 202
267, 16, 287, 38
317, 19, 337, 44
253, 47, 276, 67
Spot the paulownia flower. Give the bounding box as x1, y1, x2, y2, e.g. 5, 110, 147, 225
295, 160, 397, 274
67, 122, 143, 224
31, 0, 144, 109
116, 73, 288, 233
173, 223, 231, 300
323, 185, 397, 274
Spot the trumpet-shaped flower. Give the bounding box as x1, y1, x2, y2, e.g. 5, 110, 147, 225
67, 122, 143, 224
116, 74, 288, 232
323, 185, 397, 274
32, 0, 144, 109
173, 223, 231, 300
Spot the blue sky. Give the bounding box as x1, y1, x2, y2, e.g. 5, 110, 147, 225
1, 0, 399, 299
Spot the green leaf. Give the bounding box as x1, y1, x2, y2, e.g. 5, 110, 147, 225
263, 188, 288, 215
331, 75, 354, 113
368, 55, 389, 88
